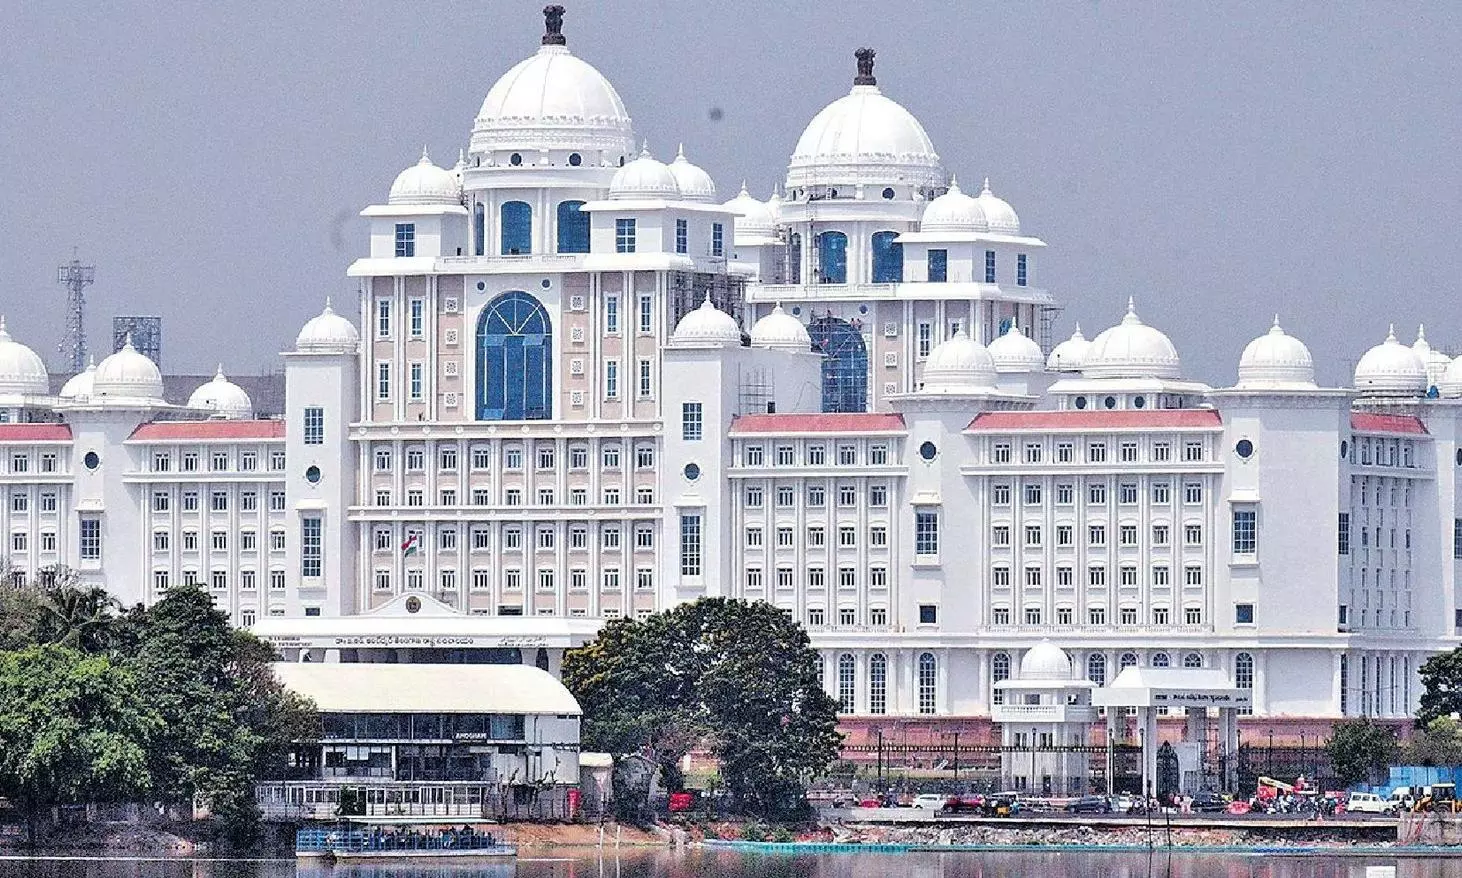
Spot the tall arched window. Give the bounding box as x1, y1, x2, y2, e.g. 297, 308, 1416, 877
1151, 652, 1171, 668
1235, 652, 1254, 716
476, 291, 552, 421
788, 233, 802, 283
808, 316, 867, 413
918, 652, 937, 715
1087, 653, 1106, 687
992, 652, 1010, 705
816, 231, 847, 283
1182, 652, 1204, 669
500, 201, 532, 255
1119, 652, 1138, 670
871, 230, 903, 283
473, 202, 486, 256
556, 200, 589, 253
868, 653, 887, 715
837, 653, 856, 713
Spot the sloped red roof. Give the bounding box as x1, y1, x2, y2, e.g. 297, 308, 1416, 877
1350, 412, 1427, 435
129, 420, 286, 441
0, 424, 71, 441
729, 413, 906, 434
967, 409, 1223, 431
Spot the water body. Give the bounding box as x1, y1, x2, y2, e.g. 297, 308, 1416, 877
0, 851, 1452, 878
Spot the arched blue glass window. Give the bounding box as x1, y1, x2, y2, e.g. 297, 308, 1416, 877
556, 200, 589, 253
476, 291, 552, 421
871, 230, 903, 283
473, 202, 485, 256
809, 316, 867, 413
500, 201, 532, 255
817, 231, 847, 284
788, 233, 802, 284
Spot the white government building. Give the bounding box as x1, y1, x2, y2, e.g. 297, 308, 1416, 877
0, 8, 1456, 767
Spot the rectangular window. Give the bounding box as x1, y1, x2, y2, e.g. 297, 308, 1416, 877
605, 361, 618, 398
638, 358, 652, 397
675, 218, 688, 254
1184, 482, 1203, 504
1235, 603, 1255, 625
301, 406, 325, 445
394, 223, 415, 257
712, 222, 724, 257
409, 297, 424, 337
409, 362, 423, 400
615, 218, 637, 253
915, 510, 939, 556
928, 249, 948, 282
680, 513, 702, 576
376, 362, 390, 400
917, 322, 932, 358
1016, 253, 1028, 286
605, 295, 620, 333
919, 604, 938, 624
301, 516, 322, 578
79, 518, 101, 560
638, 294, 652, 334
984, 249, 996, 283
1340, 512, 1351, 555
1232, 509, 1257, 555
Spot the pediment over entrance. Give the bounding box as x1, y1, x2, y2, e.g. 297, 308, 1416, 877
366, 591, 462, 618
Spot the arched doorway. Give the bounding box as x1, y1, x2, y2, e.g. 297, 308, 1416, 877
808, 315, 867, 412
476, 292, 552, 420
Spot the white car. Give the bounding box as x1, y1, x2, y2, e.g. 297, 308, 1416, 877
1347, 792, 1388, 814
913, 793, 949, 811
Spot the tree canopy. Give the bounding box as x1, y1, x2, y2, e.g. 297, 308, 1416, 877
562, 598, 842, 820
1418, 648, 1462, 728
1324, 718, 1399, 786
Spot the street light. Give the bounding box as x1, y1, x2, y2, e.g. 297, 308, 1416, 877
1267, 729, 1275, 778
941, 730, 961, 779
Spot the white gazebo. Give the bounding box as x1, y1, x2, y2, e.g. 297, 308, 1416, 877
992, 641, 1098, 796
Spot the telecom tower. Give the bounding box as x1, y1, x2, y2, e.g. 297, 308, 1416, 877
112, 316, 162, 367
57, 253, 96, 372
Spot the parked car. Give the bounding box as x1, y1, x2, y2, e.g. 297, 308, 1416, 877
1064, 795, 1112, 814
913, 794, 948, 811
944, 794, 984, 813
1347, 792, 1388, 815
1191, 791, 1228, 813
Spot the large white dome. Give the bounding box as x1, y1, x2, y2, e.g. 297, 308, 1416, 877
1353, 326, 1427, 397
1082, 300, 1182, 380
1019, 640, 1073, 681
723, 183, 775, 238
987, 324, 1045, 373
670, 297, 742, 348
975, 178, 1020, 235
609, 146, 679, 200
919, 176, 987, 233
388, 149, 460, 206
1412, 325, 1451, 390
667, 145, 716, 203
469, 10, 634, 158
93, 339, 164, 403
1236, 318, 1316, 390
786, 49, 942, 190
1046, 325, 1090, 373
58, 358, 96, 401
749, 304, 810, 352
0, 317, 49, 396
187, 366, 253, 420
920, 329, 997, 393
296, 299, 360, 353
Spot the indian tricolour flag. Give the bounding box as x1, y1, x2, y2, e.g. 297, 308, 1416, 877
400, 533, 420, 557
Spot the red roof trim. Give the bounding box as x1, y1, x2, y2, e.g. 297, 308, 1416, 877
1349, 412, 1428, 436
729, 413, 906, 434
0, 424, 71, 442
128, 420, 286, 441
967, 410, 1223, 431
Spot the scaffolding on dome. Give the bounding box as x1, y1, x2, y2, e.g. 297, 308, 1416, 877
808, 311, 869, 413
1038, 304, 1063, 354
669, 272, 746, 331
736, 367, 773, 416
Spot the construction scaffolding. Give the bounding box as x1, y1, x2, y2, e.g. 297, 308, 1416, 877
112, 316, 162, 367
669, 271, 746, 330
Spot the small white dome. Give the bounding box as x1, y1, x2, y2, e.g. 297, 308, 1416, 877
0, 317, 49, 396
786, 50, 942, 191
59, 358, 97, 400
749, 305, 810, 352
93, 339, 164, 403
296, 299, 361, 353
1236, 317, 1316, 390
1437, 354, 1462, 398
609, 145, 679, 200
1413, 325, 1451, 390
920, 176, 987, 233
920, 329, 997, 393
1046, 325, 1090, 372
987, 324, 1045, 373
1354, 325, 1428, 397
670, 297, 742, 348
187, 366, 253, 420
975, 177, 1020, 235
1019, 640, 1073, 681
765, 189, 784, 225
723, 183, 775, 238
1082, 299, 1182, 380
667, 145, 716, 203
388, 148, 460, 206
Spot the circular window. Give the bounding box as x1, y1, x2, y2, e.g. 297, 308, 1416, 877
83, 451, 100, 470
305, 465, 322, 484
541, 278, 552, 289
683, 462, 701, 481
1133, 395, 1146, 409
1104, 396, 1117, 410
919, 441, 938, 461
859, 305, 868, 314
406, 596, 422, 614
1235, 439, 1254, 460
1340, 440, 1349, 459
568, 152, 582, 167
882, 187, 895, 200
1074, 396, 1088, 410
476, 281, 486, 291
791, 306, 802, 316
509, 152, 523, 166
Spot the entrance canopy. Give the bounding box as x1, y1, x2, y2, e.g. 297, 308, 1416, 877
1091, 666, 1250, 710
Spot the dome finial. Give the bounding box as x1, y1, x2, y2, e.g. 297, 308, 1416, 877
853, 47, 877, 86
676, 142, 686, 161
324, 296, 334, 313
0, 315, 7, 339
215, 363, 225, 380
1270, 314, 1284, 334
982, 177, 993, 195
639, 141, 651, 159
1417, 323, 1427, 343
948, 173, 961, 192
738, 180, 749, 197
1386, 323, 1397, 343
1073, 322, 1082, 336
419, 145, 431, 165
455, 147, 466, 168
541, 4, 566, 46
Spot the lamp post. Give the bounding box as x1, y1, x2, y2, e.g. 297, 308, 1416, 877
1031, 726, 1039, 793
941, 730, 960, 779
1267, 729, 1274, 778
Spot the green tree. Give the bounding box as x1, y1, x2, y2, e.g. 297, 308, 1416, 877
563, 598, 842, 821
36, 581, 123, 653
1325, 718, 1399, 786
1418, 648, 1462, 728
1405, 716, 1462, 766
0, 646, 158, 845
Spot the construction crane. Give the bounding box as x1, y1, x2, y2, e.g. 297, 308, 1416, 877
57, 251, 96, 373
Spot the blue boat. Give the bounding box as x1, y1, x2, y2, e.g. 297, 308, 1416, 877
296, 823, 517, 862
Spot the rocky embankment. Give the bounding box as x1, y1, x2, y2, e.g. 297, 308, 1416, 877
833, 821, 1399, 849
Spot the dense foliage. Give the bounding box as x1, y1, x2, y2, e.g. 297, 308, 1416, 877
0, 574, 314, 845
562, 597, 842, 821
1324, 718, 1399, 786
1417, 648, 1462, 728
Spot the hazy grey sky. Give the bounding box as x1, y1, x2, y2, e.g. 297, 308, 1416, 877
2, 1, 1459, 384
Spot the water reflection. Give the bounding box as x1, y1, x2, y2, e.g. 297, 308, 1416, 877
0, 851, 1455, 878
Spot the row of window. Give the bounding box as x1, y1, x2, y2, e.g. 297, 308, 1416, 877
150, 490, 286, 513
371, 485, 656, 506
371, 441, 656, 473
370, 566, 658, 593
744, 484, 890, 508
744, 524, 890, 549
993, 480, 1206, 506
1, 452, 60, 474
149, 449, 286, 473
150, 528, 286, 552
736, 442, 892, 467
745, 565, 892, 590
991, 563, 1207, 588
836, 652, 939, 714
1349, 437, 1418, 469
988, 439, 1208, 465
373, 523, 657, 553
990, 521, 1207, 548
987, 605, 1206, 626
3, 490, 61, 513
922, 249, 1029, 286
1339, 653, 1413, 718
